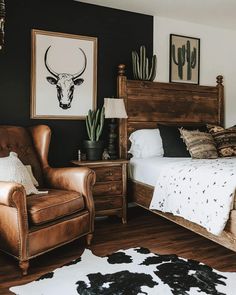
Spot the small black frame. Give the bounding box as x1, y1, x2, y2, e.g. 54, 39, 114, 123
169, 34, 200, 84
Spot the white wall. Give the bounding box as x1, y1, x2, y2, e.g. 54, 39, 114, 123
154, 16, 236, 127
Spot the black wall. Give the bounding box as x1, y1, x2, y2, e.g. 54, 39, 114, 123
0, 0, 153, 166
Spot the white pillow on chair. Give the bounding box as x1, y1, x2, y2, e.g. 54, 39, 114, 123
25, 165, 39, 187
128, 129, 164, 158
0, 152, 40, 195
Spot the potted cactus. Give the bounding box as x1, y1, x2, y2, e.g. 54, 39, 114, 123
83, 107, 105, 160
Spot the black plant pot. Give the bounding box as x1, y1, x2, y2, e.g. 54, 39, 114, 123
83, 140, 104, 161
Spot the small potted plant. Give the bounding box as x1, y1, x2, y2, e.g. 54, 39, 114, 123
83, 107, 105, 161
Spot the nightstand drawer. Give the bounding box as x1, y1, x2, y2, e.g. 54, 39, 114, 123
94, 196, 122, 211
93, 181, 123, 196
93, 166, 122, 182
71, 159, 128, 223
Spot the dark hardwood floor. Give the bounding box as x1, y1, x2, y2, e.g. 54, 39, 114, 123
1, 206, 236, 294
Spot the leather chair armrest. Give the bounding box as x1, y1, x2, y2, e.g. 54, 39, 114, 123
0, 181, 29, 262
44, 166, 96, 210
0, 181, 26, 207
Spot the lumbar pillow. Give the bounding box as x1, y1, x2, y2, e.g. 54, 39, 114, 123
179, 128, 218, 159
207, 124, 236, 157
128, 129, 164, 158
0, 152, 40, 195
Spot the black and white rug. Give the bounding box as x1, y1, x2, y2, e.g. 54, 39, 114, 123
10, 247, 236, 295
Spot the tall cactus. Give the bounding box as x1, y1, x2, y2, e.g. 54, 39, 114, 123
172, 44, 186, 79
132, 45, 157, 81
186, 40, 197, 80
85, 107, 105, 141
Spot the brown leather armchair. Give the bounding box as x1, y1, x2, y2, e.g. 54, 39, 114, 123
0, 125, 96, 275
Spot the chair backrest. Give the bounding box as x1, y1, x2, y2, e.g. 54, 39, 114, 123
0, 126, 44, 186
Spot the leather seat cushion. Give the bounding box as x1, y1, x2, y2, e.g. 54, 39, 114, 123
27, 189, 85, 225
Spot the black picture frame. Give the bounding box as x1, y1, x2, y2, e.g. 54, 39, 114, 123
169, 34, 200, 84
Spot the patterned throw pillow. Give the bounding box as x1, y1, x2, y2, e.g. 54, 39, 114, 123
207, 125, 236, 157
0, 152, 40, 195
179, 128, 218, 159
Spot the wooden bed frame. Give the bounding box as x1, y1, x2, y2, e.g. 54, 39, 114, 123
117, 64, 236, 252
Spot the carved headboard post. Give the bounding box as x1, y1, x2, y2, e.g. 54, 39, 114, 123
216, 75, 225, 127
117, 64, 128, 159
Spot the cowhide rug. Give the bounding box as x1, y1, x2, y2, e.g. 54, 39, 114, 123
10, 247, 236, 295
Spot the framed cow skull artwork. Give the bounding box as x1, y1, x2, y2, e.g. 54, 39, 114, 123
31, 29, 97, 119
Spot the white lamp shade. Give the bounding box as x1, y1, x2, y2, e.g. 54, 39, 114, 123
104, 98, 128, 119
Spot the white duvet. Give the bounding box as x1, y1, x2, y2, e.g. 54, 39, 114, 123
150, 158, 236, 235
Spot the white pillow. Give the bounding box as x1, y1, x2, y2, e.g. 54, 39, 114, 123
0, 152, 40, 195
128, 129, 164, 158
25, 165, 39, 187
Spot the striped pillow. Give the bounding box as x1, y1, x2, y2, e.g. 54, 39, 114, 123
179, 128, 218, 159
207, 125, 236, 157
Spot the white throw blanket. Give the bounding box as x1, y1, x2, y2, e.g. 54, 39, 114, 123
150, 158, 236, 235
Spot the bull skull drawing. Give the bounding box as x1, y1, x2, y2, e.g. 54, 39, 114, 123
44, 46, 87, 109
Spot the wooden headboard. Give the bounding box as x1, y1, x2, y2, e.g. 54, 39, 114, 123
117, 64, 224, 159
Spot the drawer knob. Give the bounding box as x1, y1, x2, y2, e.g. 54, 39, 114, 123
106, 171, 113, 176
108, 184, 115, 191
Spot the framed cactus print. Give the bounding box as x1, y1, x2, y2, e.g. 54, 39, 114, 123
169, 34, 200, 84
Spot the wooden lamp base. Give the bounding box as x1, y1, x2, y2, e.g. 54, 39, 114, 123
107, 118, 117, 159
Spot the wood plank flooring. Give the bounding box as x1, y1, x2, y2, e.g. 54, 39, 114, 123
0, 206, 236, 294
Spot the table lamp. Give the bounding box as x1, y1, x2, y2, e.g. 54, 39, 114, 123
104, 97, 128, 159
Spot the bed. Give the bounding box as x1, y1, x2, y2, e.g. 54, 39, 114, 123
117, 64, 236, 252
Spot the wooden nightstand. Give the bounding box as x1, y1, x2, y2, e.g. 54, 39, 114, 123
71, 159, 129, 224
